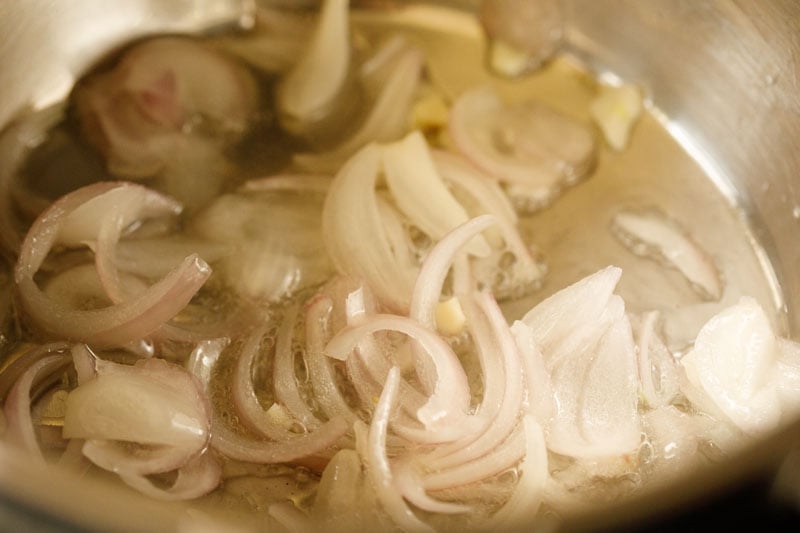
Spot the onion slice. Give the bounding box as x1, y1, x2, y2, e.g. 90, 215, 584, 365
680, 297, 797, 434
294, 46, 424, 172
611, 209, 722, 300
326, 314, 471, 433
449, 86, 595, 210
322, 144, 417, 312
277, 0, 351, 132
16, 182, 210, 347
3, 354, 68, 461
356, 368, 434, 532
118, 451, 222, 502
383, 132, 490, 258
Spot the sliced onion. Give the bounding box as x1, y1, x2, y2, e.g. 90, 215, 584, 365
680, 297, 787, 435
294, 46, 424, 172
63, 357, 210, 451
277, 0, 351, 132
118, 450, 221, 501
16, 182, 210, 347
82, 439, 195, 476
519, 267, 641, 458
411, 215, 495, 331
479, 0, 563, 76
321, 144, 417, 312
233, 326, 298, 440
449, 86, 595, 210
509, 321, 554, 424
76, 37, 258, 179
434, 150, 544, 298
305, 296, 359, 424
211, 416, 348, 465
273, 305, 322, 429
356, 368, 434, 532
191, 186, 332, 302
422, 427, 526, 491
342, 283, 428, 421
3, 354, 68, 461
393, 458, 471, 514
483, 416, 547, 528
312, 448, 374, 529
518, 266, 621, 352
383, 132, 490, 258
550, 299, 641, 458
68, 185, 183, 303
439, 292, 524, 466
611, 210, 722, 300
635, 311, 680, 408
326, 314, 471, 434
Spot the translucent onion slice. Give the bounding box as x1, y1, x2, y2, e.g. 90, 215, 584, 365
422, 427, 525, 491
3, 354, 68, 461
312, 448, 376, 530
383, 132, 490, 258
82, 439, 195, 476
211, 8, 312, 74
305, 296, 359, 425
355, 368, 434, 532
117, 450, 221, 502
294, 46, 424, 172
635, 311, 680, 408
63, 358, 210, 450
16, 182, 210, 347
211, 416, 348, 465
394, 458, 471, 514
483, 416, 547, 528
479, 0, 563, 76
518, 266, 621, 352
410, 214, 495, 337
115, 236, 231, 280
611, 210, 722, 300
321, 144, 417, 312
273, 305, 322, 430
449, 86, 595, 210
519, 267, 641, 458
277, 0, 351, 132
62, 184, 183, 303
75, 37, 258, 179
233, 326, 298, 441
510, 321, 554, 424
326, 314, 471, 433
680, 297, 795, 435
434, 151, 545, 298
191, 186, 332, 302
342, 283, 428, 422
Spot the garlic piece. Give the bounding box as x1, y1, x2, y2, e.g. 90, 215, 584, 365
590, 84, 643, 151
435, 297, 466, 336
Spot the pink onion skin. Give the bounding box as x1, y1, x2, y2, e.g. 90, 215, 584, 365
15, 182, 211, 348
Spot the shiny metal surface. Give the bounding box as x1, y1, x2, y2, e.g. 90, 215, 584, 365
0, 0, 799, 530
565, 0, 800, 336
